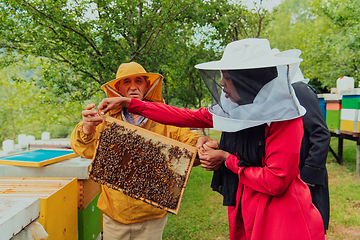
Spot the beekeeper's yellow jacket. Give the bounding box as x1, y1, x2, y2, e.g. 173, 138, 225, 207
70, 62, 201, 224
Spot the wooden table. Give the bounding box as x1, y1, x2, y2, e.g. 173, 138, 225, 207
329, 130, 360, 177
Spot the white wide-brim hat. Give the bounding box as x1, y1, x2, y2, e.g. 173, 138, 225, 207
274, 49, 307, 83
195, 38, 303, 70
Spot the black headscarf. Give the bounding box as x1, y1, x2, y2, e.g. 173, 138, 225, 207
211, 120, 266, 206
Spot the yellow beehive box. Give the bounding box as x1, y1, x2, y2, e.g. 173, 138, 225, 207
0, 177, 78, 240
77, 179, 100, 210
340, 109, 360, 133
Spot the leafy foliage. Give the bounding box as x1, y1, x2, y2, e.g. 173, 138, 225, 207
311, 0, 360, 85
0, 0, 266, 109
0, 58, 103, 142
205, 0, 269, 45
0, 0, 269, 141
0, 61, 52, 142
264, 0, 360, 92
1, 0, 205, 101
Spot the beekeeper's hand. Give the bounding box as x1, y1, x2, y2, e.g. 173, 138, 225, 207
199, 144, 230, 171
193, 136, 218, 167
82, 103, 103, 135
98, 97, 131, 115
195, 136, 219, 151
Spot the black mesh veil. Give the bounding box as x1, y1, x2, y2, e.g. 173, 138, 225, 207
199, 69, 222, 108
199, 67, 278, 115
197, 65, 305, 132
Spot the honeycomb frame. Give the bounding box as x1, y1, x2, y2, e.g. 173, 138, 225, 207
88, 115, 197, 214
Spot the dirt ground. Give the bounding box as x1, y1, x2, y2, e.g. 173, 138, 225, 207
326, 225, 360, 240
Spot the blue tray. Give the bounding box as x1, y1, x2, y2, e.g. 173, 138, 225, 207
0, 149, 78, 167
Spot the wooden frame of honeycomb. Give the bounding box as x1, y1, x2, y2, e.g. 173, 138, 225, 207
88, 115, 197, 214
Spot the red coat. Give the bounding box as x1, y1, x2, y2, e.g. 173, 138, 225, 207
128, 99, 325, 240
226, 118, 324, 240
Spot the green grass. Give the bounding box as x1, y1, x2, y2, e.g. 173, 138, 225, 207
163, 129, 227, 239
326, 138, 360, 238
163, 166, 229, 239
327, 162, 360, 226
163, 132, 360, 239
207, 129, 222, 142
329, 136, 358, 172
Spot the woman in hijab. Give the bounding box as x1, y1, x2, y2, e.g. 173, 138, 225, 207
98, 38, 325, 240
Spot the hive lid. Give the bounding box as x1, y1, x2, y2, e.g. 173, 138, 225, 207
0, 197, 40, 239
341, 88, 360, 96
317, 93, 342, 101
0, 148, 78, 167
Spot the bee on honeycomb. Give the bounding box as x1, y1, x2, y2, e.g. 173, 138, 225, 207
89, 121, 194, 211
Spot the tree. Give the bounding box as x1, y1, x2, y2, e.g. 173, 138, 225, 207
165, 40, 216, 108
0, 0, 205, 102
263, 0, 360, 92
311, 0, 360, 86
0, 57, 102, 143
206, 0, 269, 45
0, 62, 48, 142
159, 0, 269, 108
1, 0, 266, 107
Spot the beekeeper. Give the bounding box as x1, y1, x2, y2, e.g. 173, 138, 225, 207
70, 62, 213, 240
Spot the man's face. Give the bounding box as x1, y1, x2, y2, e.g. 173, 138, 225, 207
115, 75, 150, 99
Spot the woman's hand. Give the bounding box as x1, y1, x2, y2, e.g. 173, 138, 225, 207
193, 136, 219, 167
196, 136, 219, 150
199, 144, 230, 171
98, 97, 131, 115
